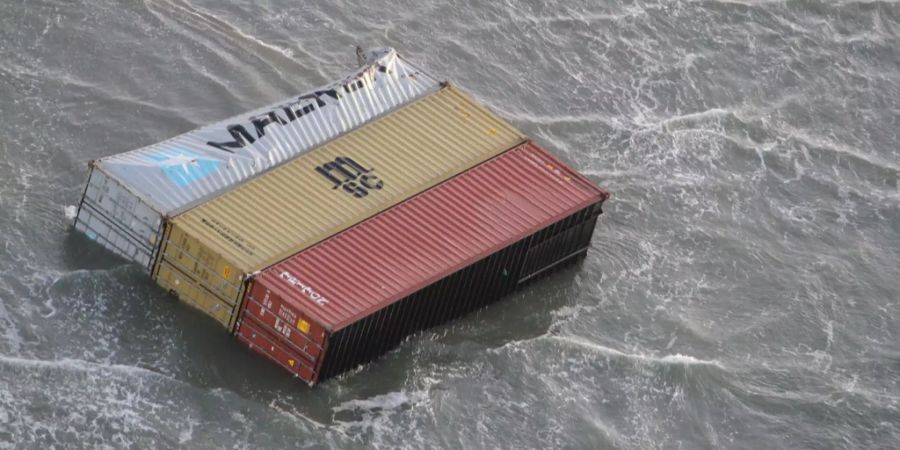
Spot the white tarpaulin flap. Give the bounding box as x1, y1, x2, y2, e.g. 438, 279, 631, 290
74, 48, 440, 270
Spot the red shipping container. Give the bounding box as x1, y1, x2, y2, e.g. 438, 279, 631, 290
235, 142, 609, 385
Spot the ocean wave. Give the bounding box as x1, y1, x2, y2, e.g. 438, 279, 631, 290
333, 390, 422, 414
500, 110, 621, 127
141, 0, 312, 79
0, 353, 179, 382
547, 335, 726, 369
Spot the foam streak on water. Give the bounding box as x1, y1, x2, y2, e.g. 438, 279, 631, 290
1, 0, 899, 448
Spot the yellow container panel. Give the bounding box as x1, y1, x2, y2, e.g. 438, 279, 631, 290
161, 224, 244, 304
154, 261, 235, 328
153, 85, 525, 329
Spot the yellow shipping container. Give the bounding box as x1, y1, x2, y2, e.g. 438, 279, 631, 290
151, 85, 526, 329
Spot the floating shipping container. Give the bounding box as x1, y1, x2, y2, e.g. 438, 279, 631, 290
153, 85, 526, 329
235, 142, 608, 385
74, 48, 439, 270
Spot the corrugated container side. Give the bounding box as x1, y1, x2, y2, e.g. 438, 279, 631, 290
318, 207, 601, 381
154, 85, 526, 329
241, 207, 600, 384
74, 48, 439, 270
237, 142, 608, 384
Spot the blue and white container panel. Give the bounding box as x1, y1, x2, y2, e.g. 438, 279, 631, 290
73, 48, 440, 270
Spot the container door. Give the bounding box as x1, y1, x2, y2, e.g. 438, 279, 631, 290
234, 281, 328, 385
74, 167, 163, 270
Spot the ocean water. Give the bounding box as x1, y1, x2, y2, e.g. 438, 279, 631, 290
1, 0, 898, 448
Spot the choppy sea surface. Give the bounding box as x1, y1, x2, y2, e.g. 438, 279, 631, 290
1, 0, 898, 448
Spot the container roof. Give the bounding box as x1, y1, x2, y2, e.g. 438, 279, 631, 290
173, 85, 526, 273
96, 48, 439, 214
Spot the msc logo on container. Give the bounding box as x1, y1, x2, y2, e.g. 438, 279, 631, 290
314, 156, 383, 198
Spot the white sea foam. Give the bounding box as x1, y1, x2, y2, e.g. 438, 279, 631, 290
652, 107, 732, 130
177, 417, 196, 445
0, 354, 179, 383
546, 335, 726, 370
266, 399, 327, 430
500, 110, 621, 127
64, 205, 77, 220
333, 390, 419, 414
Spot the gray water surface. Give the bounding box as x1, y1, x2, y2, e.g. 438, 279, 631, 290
1, 0, 899, 448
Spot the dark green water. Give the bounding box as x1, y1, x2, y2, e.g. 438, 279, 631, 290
1, 0, 898, 448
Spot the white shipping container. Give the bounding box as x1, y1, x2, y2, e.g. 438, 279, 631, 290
73, 48, 440, 270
